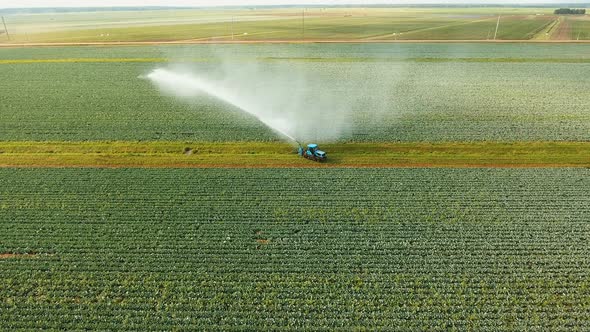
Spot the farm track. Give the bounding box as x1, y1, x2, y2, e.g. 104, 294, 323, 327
3, 57, 590, 64
553, 17, 573, 40
2, 39, 590, 48
1, 141, 589, 168
530, 17, 559, 40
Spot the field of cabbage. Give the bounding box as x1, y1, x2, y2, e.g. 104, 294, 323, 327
2, 168, 590, 330
2, 39, 590, 330
1, 43, 590, 142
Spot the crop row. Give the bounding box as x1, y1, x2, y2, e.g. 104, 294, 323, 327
1, 45, 590, 141
1, 168, 590, 329
2, 43, 590, 61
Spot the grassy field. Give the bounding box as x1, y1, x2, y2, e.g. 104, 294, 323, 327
1, 44, 589, 142
383, 15, 555, 40
1, 7, 583, 42
0, 141, 589, 167
2, 168, 590, 329
571, 17, 590, 40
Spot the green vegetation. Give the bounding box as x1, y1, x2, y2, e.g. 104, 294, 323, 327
1, 141, 589, 167
554, 8, 586, 15
0, 7, 572, 42
1, 44, 589, 142
571, 18, 590, 40
2, 168, 590, 329
385, 15, 554, 40
1, 10, 589, 329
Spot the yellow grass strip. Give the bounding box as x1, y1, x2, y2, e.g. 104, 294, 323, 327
0, 58, 210, 64
0, 141, 589, 168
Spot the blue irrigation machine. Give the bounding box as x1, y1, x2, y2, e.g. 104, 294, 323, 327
297, 143, 327, 162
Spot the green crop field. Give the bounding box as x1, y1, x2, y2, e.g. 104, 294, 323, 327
2, 168, 590, 329
2, 6, 590, 330
1, 44, 590, 142
571, 18, 590, 40
383, 15, 555, 40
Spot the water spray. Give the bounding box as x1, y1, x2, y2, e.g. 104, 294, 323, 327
146, 68, 299, 144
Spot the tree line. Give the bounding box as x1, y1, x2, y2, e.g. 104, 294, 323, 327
554, 8, 586, 15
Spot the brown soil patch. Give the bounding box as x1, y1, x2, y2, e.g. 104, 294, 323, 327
554, 18, 572, 40
0, 253, 39, 259
256, 239, 269, 244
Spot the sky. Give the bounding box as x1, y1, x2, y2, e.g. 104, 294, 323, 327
0, 0, 587, 9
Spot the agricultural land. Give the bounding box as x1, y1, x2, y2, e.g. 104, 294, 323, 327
1, 6, 590, 330
1, 7, 590, 43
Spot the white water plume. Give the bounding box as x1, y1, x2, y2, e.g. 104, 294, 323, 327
147, 67, 298, 142
145, 49, 406, 143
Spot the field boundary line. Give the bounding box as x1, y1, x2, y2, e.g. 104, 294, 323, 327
3, 57, 589, 64
1, 39, 590, 47
1, 141, 588, 168
0, 58, 171, 64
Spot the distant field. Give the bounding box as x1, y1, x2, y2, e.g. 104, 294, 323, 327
1, 44, 589, 142
571, 17, 590, 40
382, 15, 555, 40
1, 7, 586, 42
2, 168, 590, 329
1, 9, 295, 33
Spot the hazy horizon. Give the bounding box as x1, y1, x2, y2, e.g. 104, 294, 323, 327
1, 0, 589, 10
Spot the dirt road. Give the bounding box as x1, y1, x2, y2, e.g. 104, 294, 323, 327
1, 39, 589, 48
